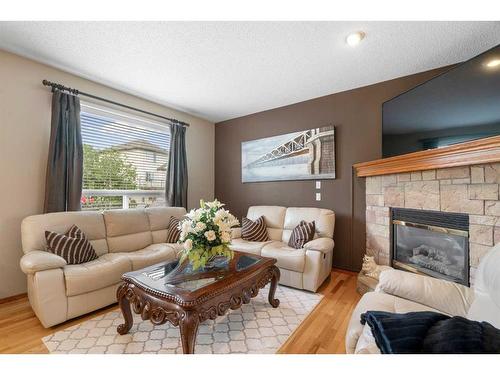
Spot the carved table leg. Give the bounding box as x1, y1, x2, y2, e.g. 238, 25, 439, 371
116, 283, 133, 335
268, 266, 280, 308
179, 310, 199, 354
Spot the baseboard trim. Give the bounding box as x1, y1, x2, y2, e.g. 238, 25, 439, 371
333, 265, 360, 273
332, 267, 358, 275
0, 293, 27, 305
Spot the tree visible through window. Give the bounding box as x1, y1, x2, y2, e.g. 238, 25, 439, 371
80, 103, 170, 210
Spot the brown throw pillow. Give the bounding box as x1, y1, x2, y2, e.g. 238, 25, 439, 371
241, 216, 269, 242
45, 225, 98, 265
288, 220, 315, 249
166, 216, 181, 243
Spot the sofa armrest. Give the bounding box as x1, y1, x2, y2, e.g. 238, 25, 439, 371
231, 227, 242, 239
303, 237, 334, 254
20, 251, 67, 274
377, 269, 474, 317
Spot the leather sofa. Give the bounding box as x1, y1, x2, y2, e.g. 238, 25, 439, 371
230, 206, 335, 292
346, 244, 500, 354
20, 207, 186, 328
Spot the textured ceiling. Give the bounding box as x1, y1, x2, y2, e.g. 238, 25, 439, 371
0, 21, 499, 122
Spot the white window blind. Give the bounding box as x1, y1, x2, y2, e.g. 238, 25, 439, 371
80, 103, 170, 211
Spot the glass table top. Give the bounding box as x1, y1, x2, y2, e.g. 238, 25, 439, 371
124, 253, 263, 293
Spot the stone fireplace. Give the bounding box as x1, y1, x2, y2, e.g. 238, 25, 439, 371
365, 163, 500, 285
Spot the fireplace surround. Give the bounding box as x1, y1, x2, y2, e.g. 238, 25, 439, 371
362, 163, 500, 285
391, 208, 469, 286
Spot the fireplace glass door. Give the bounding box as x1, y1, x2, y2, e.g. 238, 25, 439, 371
393, 221, 469, 286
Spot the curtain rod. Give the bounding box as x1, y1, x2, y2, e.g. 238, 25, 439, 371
42, 80, 189, 127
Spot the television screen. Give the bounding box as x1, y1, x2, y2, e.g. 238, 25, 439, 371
382, 44, 500, 158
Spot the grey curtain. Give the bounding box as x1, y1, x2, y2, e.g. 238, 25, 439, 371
166, 123, 188, 208
43, 90, 83, 213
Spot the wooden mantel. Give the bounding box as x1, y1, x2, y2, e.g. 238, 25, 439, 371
354, 135, 500, 177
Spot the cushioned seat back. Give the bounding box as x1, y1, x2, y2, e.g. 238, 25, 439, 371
21, 211, 108, 256
104, 209, 152, 253
146, 207, 187, 243
467, 244, 500, 329
246, 206, 286, 241
282, 207, 335, 244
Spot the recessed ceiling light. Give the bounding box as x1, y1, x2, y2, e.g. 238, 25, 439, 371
346, 32, 365, 47
486, 59, 500, 68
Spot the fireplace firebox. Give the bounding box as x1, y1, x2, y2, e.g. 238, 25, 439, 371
391, 208, 469, 286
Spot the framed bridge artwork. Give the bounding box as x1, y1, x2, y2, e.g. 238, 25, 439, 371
241, 125, 336, 183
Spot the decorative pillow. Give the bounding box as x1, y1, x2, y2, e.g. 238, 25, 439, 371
166, 216, 181, 243
45, 225, 98, 265
241, 216, 269, 242
288, 220, 315, 249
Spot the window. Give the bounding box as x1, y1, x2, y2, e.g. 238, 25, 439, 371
80, 103, 170, 211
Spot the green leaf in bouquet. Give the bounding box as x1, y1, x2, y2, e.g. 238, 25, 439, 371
192, 259, 201, 270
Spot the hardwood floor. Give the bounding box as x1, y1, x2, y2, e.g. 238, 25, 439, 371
0, 269, 360, 354
0, 294, 118, 354
278, 269, 360, 354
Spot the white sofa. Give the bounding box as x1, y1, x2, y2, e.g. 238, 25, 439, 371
20, 207, 186, 328
230, 206, 335, 292
346, 244, 500, 354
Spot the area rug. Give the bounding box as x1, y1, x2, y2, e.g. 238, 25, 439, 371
42, 285, 323, 354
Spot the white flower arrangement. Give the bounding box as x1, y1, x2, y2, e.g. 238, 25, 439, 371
178, 199, 240, 270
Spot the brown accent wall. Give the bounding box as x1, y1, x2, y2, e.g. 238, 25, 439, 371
215, 66, 451, 271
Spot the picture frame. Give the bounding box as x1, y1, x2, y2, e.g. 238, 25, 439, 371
241, 125, 336, 183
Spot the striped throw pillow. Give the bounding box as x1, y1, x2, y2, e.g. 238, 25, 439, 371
45, 225, 98, 265
288, 220, 315, 249
166, 216, 181, 243
66, 224, 86, 239
241, 216, 269, 242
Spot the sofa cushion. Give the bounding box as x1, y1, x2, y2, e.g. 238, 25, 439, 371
377, 269, 473, 318
288, 220, 315, 249
261, 241, 306, 272
107, 232, 153, 254
146, 207, 187, 244
229, 238, 273, 255
247, 206, 286, 241
21, 211, 108, 256
63, 253, 131, 296
282, 207, 335, 244
104, 209, 152, 253
241, 216, 269, 242
167, 242, 184, 258
112, 243, 177, 270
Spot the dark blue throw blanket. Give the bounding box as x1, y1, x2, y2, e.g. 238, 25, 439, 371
361, 311, 500, 354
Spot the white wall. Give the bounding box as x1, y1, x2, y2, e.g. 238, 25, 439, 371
0, 50, 215, 298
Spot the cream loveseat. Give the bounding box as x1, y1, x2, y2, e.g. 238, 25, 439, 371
20, 207, 186, 328
230, 206, 335, 292
346, 244, 500, 354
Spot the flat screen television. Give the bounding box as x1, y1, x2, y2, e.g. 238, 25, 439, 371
382, 44, 500, 158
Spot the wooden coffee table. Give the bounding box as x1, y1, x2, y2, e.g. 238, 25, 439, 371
116, 252, 280, 354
